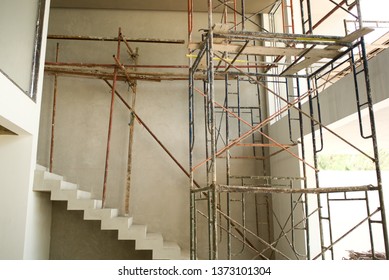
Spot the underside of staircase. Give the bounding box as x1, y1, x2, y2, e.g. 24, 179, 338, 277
33, 164, 188, 260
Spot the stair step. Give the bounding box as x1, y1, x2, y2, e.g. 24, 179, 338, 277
33, 170, 62, 191
51, 189, 92, 201
84, 208, 119, 221
58, 181, 78, 190
33, 170, 47, 191
67, 199, 102, 210
45, 179, 77, 191
135, 233, 164, 250
118, 224, 147, 240
35, 164, 47, 171
44, 171, 64, 181
101, 216, 133, 231
153, 242, 181, 260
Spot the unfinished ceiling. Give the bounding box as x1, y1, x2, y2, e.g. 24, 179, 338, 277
51, 0, 277, 13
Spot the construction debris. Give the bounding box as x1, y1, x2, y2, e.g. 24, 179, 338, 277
344, 250, 386, 260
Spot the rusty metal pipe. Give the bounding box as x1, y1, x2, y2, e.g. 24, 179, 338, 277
125, 47, 138, 216
49, 43, 60, 173
113, 55, 136, 92
46, 61, 271, 70
45, 62, 189, 69
121, 35, 137, 58
309, 0, 352, 34
102, 28, 122, 208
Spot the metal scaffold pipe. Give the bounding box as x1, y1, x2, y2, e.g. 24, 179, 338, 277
207, 0, 218, 261
102, 28, 122, 208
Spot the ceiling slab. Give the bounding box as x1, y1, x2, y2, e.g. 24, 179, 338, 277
51, 0, 278, 13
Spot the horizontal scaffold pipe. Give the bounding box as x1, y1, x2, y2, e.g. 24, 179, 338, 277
46, 62, 189, 69
45, 67, 188, 81
217, 184, 379, 194
229, 175, 305, 181
212, 27, 373, 46
44, 67, 236, 81
213, 32, 349, 47
48, 34, 185, 44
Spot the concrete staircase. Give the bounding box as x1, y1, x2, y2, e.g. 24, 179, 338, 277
33, 164, 187, 260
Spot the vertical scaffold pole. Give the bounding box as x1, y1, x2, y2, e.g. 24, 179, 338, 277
307, 78, 326, 259
355, 0, 389, 259
49, 43, 60, 173
241, 0, 246, 31
102, 28, 122, 208
189, 65, 196, 259
125, 47, 139, 216
207, 0, 218, 260
225, 74, 232, 259
188, 0, 196, 259
188, 0, 193, 42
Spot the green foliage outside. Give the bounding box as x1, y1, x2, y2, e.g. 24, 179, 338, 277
318, 150, 389, 171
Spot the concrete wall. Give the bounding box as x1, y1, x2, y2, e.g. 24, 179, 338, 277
0, 0, 51, 259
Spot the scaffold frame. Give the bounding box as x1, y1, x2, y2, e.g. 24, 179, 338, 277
188, 0, 389, 260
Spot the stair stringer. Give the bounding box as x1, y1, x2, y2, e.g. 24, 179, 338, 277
33, 165, 188, 260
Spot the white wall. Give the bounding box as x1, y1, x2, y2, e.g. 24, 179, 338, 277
0, 0, 39, 93
0, 0, 51, 259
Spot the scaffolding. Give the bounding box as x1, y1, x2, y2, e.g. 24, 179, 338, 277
45, 29, 192, 215
188, 0, 389, 260
43, 0, 389, 260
